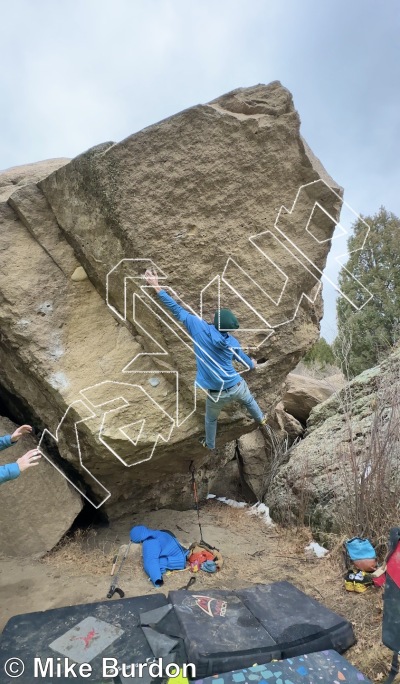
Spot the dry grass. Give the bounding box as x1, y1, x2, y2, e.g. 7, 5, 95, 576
41, 528, 113, 576
206, 500, 258, 533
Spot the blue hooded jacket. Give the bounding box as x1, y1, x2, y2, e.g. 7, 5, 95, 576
157, 290, 254, 391
0, 435, 20, 485
130, 525, 188, 587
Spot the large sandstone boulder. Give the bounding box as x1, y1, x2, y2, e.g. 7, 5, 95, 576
0, 82, 343, 520
0, 416, 82, 557
268, 347, 400, 533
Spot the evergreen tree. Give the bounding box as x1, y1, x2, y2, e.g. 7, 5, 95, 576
303, 337, 335, 367
334, 207, 400, 377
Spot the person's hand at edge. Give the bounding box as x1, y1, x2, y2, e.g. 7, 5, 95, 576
144, 268, 162, 293
17, 449, 42, 472
11, 425, 33, 442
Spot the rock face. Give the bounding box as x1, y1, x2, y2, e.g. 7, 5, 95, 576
281, 373, 339, 424
274, 401, 305, 439
233, 372, 337, 503
268, 347, 400, 532
0, 416, 82, 557
0, 82, 343, 521
237, 431, 268, 502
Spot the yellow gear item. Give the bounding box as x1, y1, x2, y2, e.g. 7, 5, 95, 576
345, 580, 368, 593
167, 668, 189, 684
344, 569, 370, 593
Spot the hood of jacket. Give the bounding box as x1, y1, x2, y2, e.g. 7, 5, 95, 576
206, 322, 229, 349
130, 525, 153, 543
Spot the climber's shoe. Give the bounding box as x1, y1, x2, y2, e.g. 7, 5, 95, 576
199, 436, 212, 449
344, 569, 372, 593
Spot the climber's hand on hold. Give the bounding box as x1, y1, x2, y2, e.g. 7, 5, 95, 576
144, 268, 161, 292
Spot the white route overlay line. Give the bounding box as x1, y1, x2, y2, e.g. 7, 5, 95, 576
119, 419, 145, 447
239, 184, 370, 325
123, 293, 194, 425
80, 381, 175, 467
222, 256, 323, 330
39, 180, 373, 509
38, 401, 112, 509
305, 201, 347, 243
106, 258, 168, 321
122, 369, 183, 423
264, 179, 373, 311
209, 179, 372, 349
200, 273, 274, 334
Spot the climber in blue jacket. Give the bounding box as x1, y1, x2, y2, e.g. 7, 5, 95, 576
130, 525, 188, 587
144, 268, 267, 449
0, 425, 42, 484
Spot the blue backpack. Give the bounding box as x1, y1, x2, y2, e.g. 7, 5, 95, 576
345, 537, 376, 563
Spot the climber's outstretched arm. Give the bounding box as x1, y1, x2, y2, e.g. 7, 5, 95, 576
144, 268, 198, 330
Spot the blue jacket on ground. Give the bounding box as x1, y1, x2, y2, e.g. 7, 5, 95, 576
130, 525, 188, 587
157, 290, 254, 391
0, 435, 20, 485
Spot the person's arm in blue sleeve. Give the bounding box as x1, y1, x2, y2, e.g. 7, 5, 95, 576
157, 290, 196, 328
145, 268, 198, 333
142, 539, 164, 587
0, 434, 13, 451
231, 344, 256, 369
0, 463, 20, 485
1, 426, 33, 451
0, 448, 41, 485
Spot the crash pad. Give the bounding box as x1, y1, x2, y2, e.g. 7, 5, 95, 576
193, 649, 372, 684
0, 593, 172, 683
169, 582, 355, 677
238, 581, 355, 656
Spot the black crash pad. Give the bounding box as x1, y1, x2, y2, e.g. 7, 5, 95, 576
0, 582, 356, 682
169, 582, 355, 678
193, 649, 372, 684
168, 589, 280, 677
0, 593, 176, 683
238, 581, 355, 656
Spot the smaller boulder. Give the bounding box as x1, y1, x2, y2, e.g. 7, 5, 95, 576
237, 431, 268, 502
282, 373, 338, 424
0, 416, 82, 557
274, 401, 304, 440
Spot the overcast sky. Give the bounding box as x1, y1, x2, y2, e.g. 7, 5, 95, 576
1, 0, 399, 342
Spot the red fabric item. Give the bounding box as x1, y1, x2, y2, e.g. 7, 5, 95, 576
387, 542, 400, 589
188, 550, 214, 566
372, 574, 386, 588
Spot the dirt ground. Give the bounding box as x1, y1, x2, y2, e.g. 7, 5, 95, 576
0, 500, 397, 683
